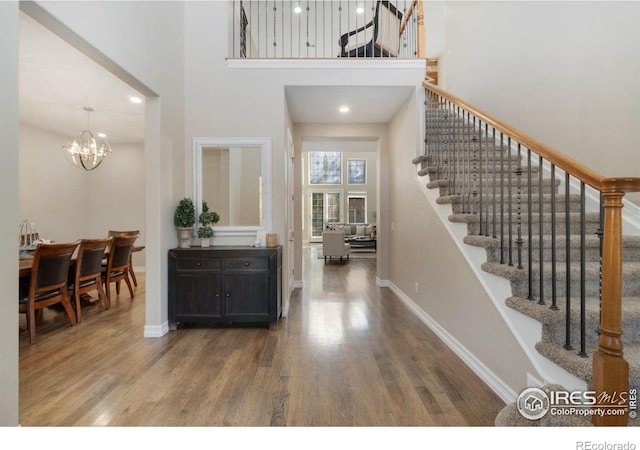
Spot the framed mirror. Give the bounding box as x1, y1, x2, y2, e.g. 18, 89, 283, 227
193, 137, 272, 238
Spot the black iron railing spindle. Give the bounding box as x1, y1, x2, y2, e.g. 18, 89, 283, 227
507, 137, 513, 266
516, 143, 523, 269
550, 164, 558, 310
538, 156, 545, 305
527, 149, 533, 300
579, 182, 587, 357
564, 172, 573, 350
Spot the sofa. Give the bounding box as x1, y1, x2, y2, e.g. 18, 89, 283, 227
325, 223, 376, 239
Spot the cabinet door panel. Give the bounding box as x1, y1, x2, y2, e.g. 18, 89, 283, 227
176, 274, 222, 317
224, 274, 270, 317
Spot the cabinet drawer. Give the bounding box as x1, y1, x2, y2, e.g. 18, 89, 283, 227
176, 257, 221, 271
225, 257, 268, 271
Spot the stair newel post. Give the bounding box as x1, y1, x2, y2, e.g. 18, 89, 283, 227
592, 184, 628, 426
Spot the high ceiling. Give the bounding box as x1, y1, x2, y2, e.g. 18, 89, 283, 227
19, 12, 416, 145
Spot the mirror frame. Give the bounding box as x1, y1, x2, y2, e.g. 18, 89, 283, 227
193, 137, 272, 238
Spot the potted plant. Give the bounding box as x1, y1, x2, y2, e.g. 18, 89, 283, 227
174, 197, 195, 248
197, 201, 220, 247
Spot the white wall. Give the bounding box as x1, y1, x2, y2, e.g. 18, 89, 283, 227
440, 1, 640, 206
387, 88, 539, 397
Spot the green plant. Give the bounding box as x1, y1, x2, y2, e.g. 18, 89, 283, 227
174, 198, 195, 228
197, 226, 214, 239
197, 201, 220, 239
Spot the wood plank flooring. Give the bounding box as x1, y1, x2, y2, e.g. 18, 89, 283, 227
18, 245, 505, 426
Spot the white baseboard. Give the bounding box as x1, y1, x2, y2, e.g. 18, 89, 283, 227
386, 281, 518, 404
376, 277, 389, 287
144, 321, 169, 338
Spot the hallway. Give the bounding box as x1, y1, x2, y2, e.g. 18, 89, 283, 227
18, 245, 504, 426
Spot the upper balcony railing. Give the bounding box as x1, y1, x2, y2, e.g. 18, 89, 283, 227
229, 0, 424, 59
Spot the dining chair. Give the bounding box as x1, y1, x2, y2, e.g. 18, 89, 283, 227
101, 234, 139, 301
68, 237, 111, 323
19, 241, 79, 344
107, 230, 142, 286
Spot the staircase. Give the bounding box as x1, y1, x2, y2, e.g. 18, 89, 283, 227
414, 83, 640, 426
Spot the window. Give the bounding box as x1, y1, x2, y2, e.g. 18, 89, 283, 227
309, 151, 341, 184
348, 195, 366, 223
347, 159, 366, 184
309, 190, 343, 239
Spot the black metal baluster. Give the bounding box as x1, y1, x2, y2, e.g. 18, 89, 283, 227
564, 172, 573, 350
550, 164, 558, 310
538, 156, 545, 305
484, 122, 489, 236
500, 133, 505, 265
527, 149, 533, 300
516, 143, 523, 269
507, 137, 513, 266
492, 126, 497, 238
579, 182, 587, 357
597, 192, 604, 337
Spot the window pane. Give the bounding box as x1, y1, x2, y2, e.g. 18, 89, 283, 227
310, 152, 341, 184
311, 192, 324, 237
327, 192, 341, 223
348, 160, 366, 184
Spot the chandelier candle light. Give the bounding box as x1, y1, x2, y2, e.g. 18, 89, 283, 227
62, 106, 112, 171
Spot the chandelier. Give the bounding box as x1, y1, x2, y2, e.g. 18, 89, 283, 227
62, 106, 112, 171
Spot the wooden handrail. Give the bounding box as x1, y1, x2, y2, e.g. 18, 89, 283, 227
399, 0, 417, 36
423, 81, 640, 193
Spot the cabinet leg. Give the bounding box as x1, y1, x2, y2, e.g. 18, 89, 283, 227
169, 321, 177, 331
269, 320, 278, 330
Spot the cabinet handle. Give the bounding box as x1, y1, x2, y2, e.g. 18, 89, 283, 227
196, 262, 202, 266
244, 262, 250, 266
226, 293, 231, 297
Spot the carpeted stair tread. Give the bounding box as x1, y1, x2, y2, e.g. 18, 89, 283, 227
535, 342, 640, 390
505, 295, 640, 328
450, 211, 601, 225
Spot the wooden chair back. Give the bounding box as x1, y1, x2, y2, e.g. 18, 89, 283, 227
72, 237, 111, 322
102, 234, 139, 300
20, 242, 79, 344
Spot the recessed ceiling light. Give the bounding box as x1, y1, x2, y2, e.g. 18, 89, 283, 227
129, 96, 142, 104
339, 106, 350, 113
294, 6, 302, 14
356, 6, 365, 14
97, 133, 107, 138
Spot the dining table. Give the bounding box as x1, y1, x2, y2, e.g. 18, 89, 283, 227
18, 245, 145, 279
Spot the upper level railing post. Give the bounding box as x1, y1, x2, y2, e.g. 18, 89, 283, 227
592, 183, 629, 426
416, 0, 425, 59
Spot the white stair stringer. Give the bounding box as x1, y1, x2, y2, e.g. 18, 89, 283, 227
416, 173, 587, 402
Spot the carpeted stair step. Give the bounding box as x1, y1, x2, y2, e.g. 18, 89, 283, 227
451, 211, 601, 236
505, 295, 640, 346
464, 235, 640, 263
481, 260, 640, 298
419, 163, 538, 178
448, 193, 585, 214
535, 341, 640, 393
428, 177, 561, 197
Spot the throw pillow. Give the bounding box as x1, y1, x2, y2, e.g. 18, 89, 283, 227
356, 225, 366, 236
366, 225, 374, 237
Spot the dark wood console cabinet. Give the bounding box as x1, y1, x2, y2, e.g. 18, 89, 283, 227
168, 246, 282, 330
